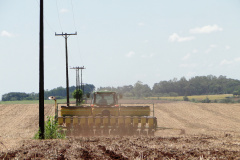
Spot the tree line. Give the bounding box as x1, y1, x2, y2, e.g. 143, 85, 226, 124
3, 75, 240, 101
2, 84, 95, 101
98, 75, 240, 97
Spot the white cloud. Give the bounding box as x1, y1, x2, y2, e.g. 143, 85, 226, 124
182, 53, 191, 60
138, 22, 145, 26
205, 49, 211, 53
189, 25, 223, 34
1, 30, 15, 37
179, 63, 197, 68
219, 57, 240, 66
168, 33, 195, 42
144, 40, 149, 43
210, 44, 217, 48
220, 59, 232, 65
126, 51, 135, 58
205, 44, 217, 53
192, 49, 198, 53
225, 45, 231, 50
60, 8, 69, 13
141, 53, 154, 58
234, 57, 240, 62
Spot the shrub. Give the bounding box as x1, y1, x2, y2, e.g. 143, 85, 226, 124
233, 91, 239, 97
183, 96, 189, 101
190, 98, 196, 102
34, 116, 65, 139
202, 97, 211, 103
219, 98, 234, 103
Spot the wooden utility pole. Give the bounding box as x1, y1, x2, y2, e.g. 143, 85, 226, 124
80, 67, 85, 91
55, 32, 77, 106
39, 0, 44, 139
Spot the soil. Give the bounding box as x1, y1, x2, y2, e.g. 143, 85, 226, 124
0, 101, 240, 159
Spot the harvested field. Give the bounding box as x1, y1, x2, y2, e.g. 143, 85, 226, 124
0, 102, 240, 159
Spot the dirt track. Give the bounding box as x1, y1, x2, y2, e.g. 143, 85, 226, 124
0, 101, 240, 159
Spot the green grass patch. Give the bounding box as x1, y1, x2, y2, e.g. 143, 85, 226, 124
149, 94, 233, 101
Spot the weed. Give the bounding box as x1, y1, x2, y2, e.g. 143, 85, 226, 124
34, 116, 65, 139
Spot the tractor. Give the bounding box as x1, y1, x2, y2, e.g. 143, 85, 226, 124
56, 91, 157, 136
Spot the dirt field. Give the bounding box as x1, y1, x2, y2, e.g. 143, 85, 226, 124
0, 101, 240, 159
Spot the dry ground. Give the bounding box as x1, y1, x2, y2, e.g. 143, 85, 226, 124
0, 101, 240, 159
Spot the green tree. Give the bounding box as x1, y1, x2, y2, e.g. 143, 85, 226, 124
72, 89, 83, 105
133, 81, 151, 98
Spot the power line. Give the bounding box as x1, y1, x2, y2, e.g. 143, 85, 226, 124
70, 0, 77, 32
56, 0, 63, 32
34, 0, 57, 33
70, 0, 84, 65
36, 0, 84, 66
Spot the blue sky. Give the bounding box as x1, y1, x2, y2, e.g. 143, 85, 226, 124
1, 0, 240, 99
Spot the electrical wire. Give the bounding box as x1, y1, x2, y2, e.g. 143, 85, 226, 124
34, 0, 65, 64
34, 0, 55, 33
70, 0, 84, 65
70, 0, 77, 32
56, 0, 63, 32
34, 0, 83, 66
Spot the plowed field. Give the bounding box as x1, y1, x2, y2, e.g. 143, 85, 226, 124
1, 101, 240, 159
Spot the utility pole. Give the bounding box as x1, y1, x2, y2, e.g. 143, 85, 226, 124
39, 0, 44, 139
70, 66, 86, 105
55, 32, 77, 106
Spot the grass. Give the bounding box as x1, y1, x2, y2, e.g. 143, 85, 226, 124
0, 98, 76, 104
149, 94, 233, 101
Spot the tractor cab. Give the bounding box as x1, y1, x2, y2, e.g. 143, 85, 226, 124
92, 91, 118, 106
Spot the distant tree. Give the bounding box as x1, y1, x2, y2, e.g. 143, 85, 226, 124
183, 96, 189, 101
83, 84, 95, 94
2, 84, 95, 101
124, 91, 134, 97
152, 75, 240, 96
133, 81, 151, 98
2, 92, 29, 101
169, 92, 178, 97
97, 85, 135, 97
233, 90, 240, 97
72, 89, 83, 105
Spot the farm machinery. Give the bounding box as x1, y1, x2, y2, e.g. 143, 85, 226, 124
56, 91, 158, 136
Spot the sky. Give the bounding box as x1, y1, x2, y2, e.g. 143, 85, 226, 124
1, 0, 240, 99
